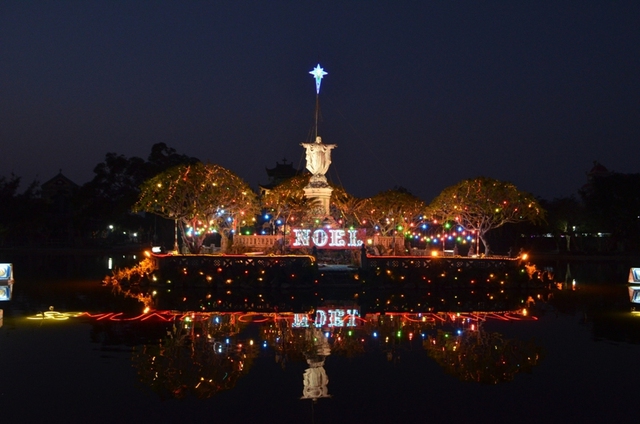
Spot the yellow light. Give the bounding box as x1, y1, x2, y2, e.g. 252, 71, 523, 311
431, 250, 439, 257
144, 250, 151, 258
27, 310, 77, 320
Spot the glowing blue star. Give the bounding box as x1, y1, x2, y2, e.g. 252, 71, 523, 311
309, 64, 328, 94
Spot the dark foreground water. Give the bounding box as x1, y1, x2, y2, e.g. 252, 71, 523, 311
1, 252, 640, 423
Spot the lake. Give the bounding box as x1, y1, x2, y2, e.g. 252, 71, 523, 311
1, 252, 639, 423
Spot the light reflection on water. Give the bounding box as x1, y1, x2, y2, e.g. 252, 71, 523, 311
1, 254, 640, 422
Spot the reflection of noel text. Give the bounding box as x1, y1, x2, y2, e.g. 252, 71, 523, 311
291, 228, 364, 248
292, 309, 360, 328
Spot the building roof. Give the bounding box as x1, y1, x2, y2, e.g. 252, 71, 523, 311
260, 159, 302, 191
265, 159, 299, 180
41, 170, 79, 201
587, 161, 610, 179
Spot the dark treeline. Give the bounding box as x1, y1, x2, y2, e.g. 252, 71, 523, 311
484, 169, 640, 255
537, 171, 640, 253
0, 143, 198, 250
1, 148, 639, 254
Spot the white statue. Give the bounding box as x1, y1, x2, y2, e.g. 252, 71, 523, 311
301, 327, 331, 401
301, 136, 337, 177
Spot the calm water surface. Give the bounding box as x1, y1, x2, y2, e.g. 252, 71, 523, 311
1, 253, 639, 423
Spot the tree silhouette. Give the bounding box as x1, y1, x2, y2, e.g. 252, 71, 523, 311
581, 172, 640, 251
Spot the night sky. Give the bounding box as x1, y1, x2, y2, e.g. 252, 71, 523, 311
1, 1, 639, 202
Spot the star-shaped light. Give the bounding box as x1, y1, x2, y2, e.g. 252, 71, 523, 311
309, 64, 328, 94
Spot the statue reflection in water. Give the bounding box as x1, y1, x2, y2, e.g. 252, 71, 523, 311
92, 251, 563, 403
95, 307, 545, 400
301, 327, 332, 402
96, 274, 550, 399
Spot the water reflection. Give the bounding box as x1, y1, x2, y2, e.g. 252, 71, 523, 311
301, 327, 331, 401
84, 264, 553, 398
107, 281, 549, 316
130, 312, 258, 400
6, 253, 640, 423
82, 299, 544, 400
425, 325, 543, 384
9, 253, 596, 402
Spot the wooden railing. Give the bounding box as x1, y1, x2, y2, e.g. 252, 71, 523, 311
234, 235, 282, 248
234, 234, 403, 251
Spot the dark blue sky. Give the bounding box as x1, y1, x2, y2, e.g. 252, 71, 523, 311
1, 1, 638, 202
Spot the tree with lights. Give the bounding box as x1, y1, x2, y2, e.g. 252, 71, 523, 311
426, 177, 545, 255
359, 188, 426, 252
261, 174, 321, 235
134, 162, 259, 254
331, 188, 366, 228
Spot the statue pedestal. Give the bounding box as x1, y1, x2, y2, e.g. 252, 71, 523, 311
303, 186, 333, 220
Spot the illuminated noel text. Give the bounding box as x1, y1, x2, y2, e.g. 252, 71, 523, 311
290, 228, 365, 249
292, 308, 360, 328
